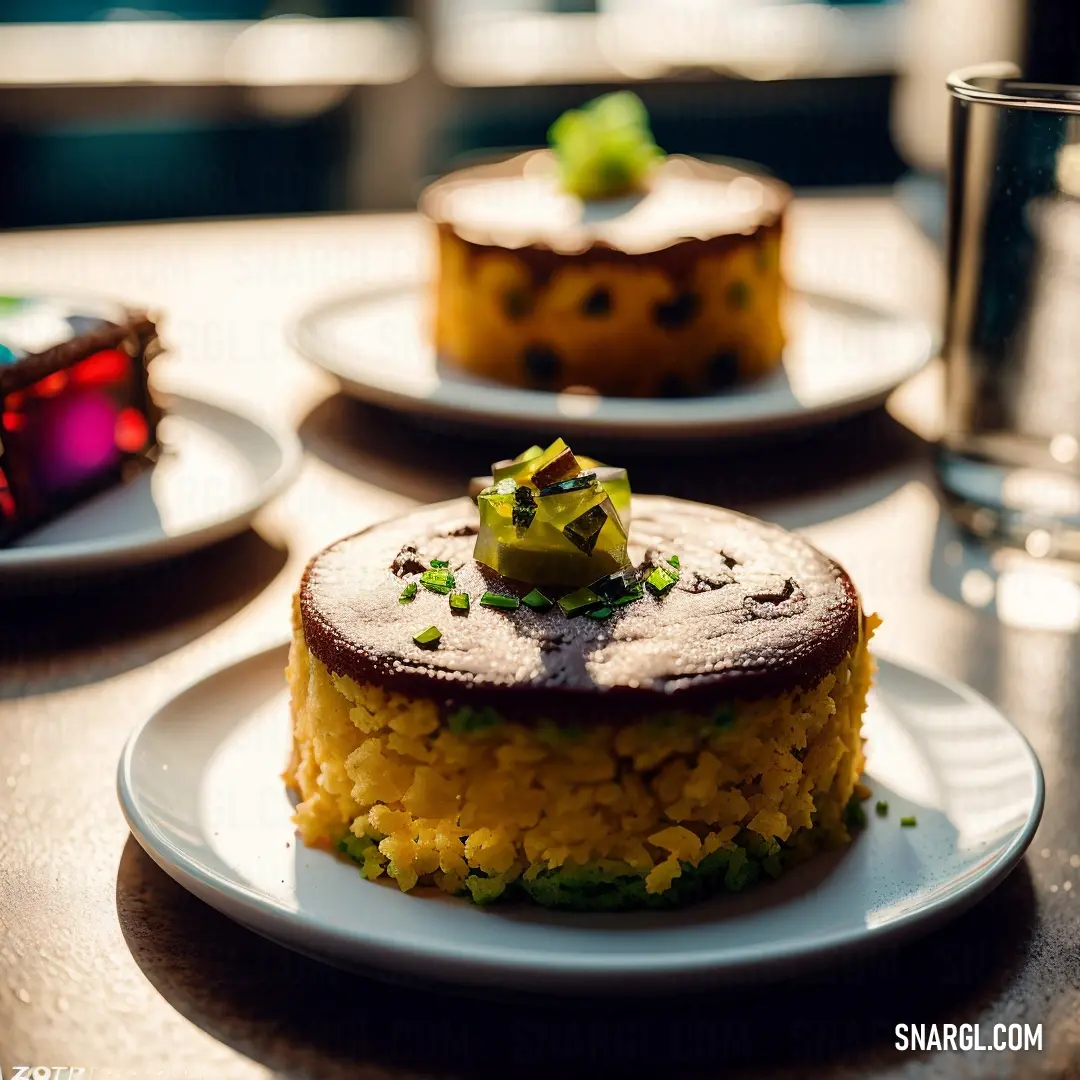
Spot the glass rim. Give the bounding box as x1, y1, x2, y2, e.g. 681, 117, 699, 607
948, 61, 1080, 114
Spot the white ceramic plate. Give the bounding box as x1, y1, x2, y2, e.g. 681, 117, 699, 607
0, 394, 300, 581
291, 285, 935, 441
118, 644, 1043, 994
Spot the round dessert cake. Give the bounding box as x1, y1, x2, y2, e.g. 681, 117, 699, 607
421, 150, 790, 398
286, 442, 877, 911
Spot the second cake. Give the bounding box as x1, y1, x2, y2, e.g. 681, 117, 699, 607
421, 93, 791, 398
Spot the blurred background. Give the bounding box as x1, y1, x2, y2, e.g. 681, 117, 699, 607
0, 0, 1043, 231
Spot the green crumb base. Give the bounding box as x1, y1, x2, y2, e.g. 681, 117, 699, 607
475, 835, 787, 911
337, 828, 804, 912
337, 834, 384, 879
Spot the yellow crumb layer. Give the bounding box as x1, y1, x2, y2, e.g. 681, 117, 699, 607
286, 596, 878, 898
432, 225, 786, 397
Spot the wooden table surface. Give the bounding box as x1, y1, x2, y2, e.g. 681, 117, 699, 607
2, 198, 1078, 1079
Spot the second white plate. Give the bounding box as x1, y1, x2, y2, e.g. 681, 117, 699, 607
292, 285, 935, 442
118, 645, 1042, 994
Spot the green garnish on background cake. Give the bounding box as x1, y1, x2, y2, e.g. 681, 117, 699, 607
547, 91, 665, 200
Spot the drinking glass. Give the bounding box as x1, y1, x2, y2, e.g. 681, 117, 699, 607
939, 62, 1080, 559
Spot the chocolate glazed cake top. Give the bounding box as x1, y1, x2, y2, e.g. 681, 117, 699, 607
299, 496, 861, 718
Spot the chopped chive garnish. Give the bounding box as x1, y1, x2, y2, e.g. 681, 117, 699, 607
558, 587, 603, 616
592, 568, 639, 601
667, 554, 680, 569
413, 625, 441, 649
398, 582, 417, 603
875, 800, 889, 818
537, 473, 596, 498
449, 592, 470, 613
587, 606, 613, 620
645, 566, 678, 596
522, 588, 553, 612
420, 568, 455, 594
480, 592, 520, 611
430, 558, 449, 569
900, 816, 917, 828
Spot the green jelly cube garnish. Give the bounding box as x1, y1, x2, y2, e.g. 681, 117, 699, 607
449, 592, 470, 613
875, 800, 889, 817
548, 91, 664, 200
480, 592, 520, 611
645, 566, 678, 596
522, 588, 554, 611
900, 816, 917, 828
420, 568, 455, 594
496, 540, 624, 589
532, 447, 580, 489
399, 582, 417, 603
430, 558, 449, 569
667, 554, 680, 569
612, 585, 643, 606
413, 625, 442, 649
586, 606, 612, 620
474, 438, 632, 587
563, 502, 611, 555
538, 473, 596, 498
558, 587, 603, 616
